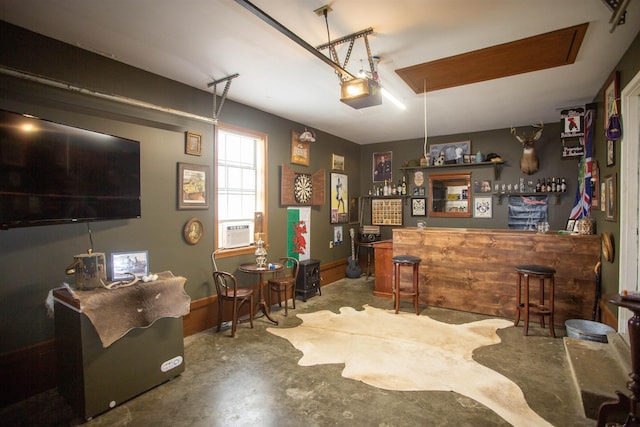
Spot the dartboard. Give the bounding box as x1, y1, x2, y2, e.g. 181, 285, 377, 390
294, 173, 313, 204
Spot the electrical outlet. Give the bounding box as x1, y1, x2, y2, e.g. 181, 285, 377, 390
329, 240, 333, 249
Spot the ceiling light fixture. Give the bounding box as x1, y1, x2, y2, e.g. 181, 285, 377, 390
299, 128, 316, 142
340, 78, 382, 109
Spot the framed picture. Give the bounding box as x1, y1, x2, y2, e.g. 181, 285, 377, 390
473, 180, 492, 193
185, 131, 202, 156
291, 131, 310, 166
333, 226, 344, 246
332, 154, 345, 171
591, 160, 599, 209
372, 151, 392, 183
330, 172, 348, 224
429, 140, 471, 165
412, 186, 426, 196
566, 219, 576, 231
349, 197, 359, 223
183, 217, 204, 245
411, 198, 427, 216
603, 70, 620, 132
371, 198, 403, 226
607, 139, 615, 167
605, 173, 616, 221
178, 162, 209, 210
474, 196, 492, 218
111, 250, 149, 280
601, 181, 606, 212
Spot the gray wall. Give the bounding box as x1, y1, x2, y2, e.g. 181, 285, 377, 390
358, 122, 578, 240
0, 21, 357, 353
0, 20, 637, 354
589, 30, 640, 303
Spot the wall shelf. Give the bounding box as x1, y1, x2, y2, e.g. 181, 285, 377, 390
400, 161, 505, 180
493, 192, 563, 205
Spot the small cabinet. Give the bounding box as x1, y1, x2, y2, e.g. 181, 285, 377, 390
296, 259, 321, 301
429, 173, 471, 217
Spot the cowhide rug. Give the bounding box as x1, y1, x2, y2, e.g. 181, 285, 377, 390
267, 305, 552, 427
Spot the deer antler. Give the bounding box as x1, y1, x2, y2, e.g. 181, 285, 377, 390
511, 121, 544, 146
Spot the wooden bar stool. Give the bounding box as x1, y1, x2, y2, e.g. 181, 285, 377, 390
392, 255, 421, 315
514, 264, 556, 337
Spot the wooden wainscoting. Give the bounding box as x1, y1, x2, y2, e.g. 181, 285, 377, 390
183, 259, 346, 337
600, 300, 618, 330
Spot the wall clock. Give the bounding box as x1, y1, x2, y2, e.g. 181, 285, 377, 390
281, 163, 326, 206
294, 173, 313, 204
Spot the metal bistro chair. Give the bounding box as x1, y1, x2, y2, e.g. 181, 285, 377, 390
212, 271, 254, 337
268, 257, 299, 316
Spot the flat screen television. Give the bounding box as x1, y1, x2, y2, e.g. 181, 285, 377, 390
0, 108, 141, 229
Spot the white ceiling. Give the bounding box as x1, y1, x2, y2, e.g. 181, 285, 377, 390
1, 0, 639, 144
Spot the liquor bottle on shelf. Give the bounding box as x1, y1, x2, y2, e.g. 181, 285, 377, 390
551, 177, 556, 192
536, 179, 541, 192
401, 177, 407, 195
561, 177, 567, 192
541, 180, 546, 192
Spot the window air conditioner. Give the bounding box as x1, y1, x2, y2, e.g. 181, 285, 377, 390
222, 223, 252, 249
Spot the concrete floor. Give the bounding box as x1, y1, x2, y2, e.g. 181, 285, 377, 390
1, 277, 598, 426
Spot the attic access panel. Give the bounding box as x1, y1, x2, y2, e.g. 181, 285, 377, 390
396, 23, 588, 94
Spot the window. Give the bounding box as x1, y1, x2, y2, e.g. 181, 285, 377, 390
215, 123, 267, 255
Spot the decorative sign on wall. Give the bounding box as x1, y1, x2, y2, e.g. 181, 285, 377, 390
560, 106, 585, 138
291, 131, 310, 166
330, 173, 348, 224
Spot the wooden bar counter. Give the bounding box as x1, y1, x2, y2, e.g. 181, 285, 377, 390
392, 227, 601, 326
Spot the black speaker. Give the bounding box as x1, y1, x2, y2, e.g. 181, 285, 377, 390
361, 233, 381, 242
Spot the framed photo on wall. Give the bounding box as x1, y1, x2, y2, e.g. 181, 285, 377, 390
474, 196, 492, 218
177, 162, 209, 210
332, 154, 345, 171
591, 160, 599, 209
371, 198, 403, 226
411, 198, 426, 216
607, 139, 615, 166
605, 173, 617, 221
349, 197, 359, 223
603, 70, 620, 132
333, 226, 344, 246
372, 151, 392, 183
330, 172, 348, 224
185, 131, 202, 156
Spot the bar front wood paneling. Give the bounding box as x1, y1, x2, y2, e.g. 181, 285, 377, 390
393, 228, 600, 326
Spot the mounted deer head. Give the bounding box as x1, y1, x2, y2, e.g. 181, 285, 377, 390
510, 121, 544, 175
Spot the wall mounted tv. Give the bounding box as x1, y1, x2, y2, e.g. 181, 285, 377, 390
0, 109, 141, 230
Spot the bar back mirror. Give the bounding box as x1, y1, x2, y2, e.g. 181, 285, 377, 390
429, 173, 471, 217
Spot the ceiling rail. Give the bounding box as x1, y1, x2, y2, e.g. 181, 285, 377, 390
0, 65, 216, 124
234, 0, 356, 81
